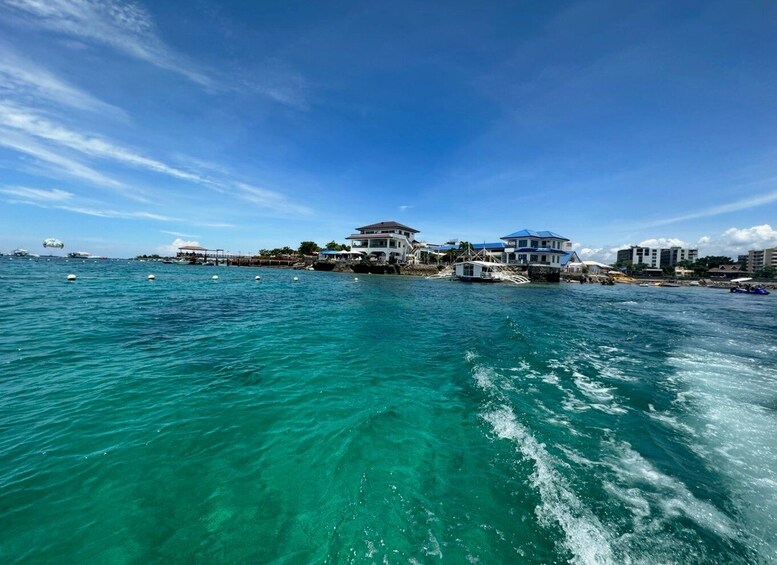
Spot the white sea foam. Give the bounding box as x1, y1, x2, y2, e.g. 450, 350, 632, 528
483, 406, 615, 565
667, 347, 777, 558
422, 530, 442, 558
609, 442, 737, 540
464, 350, 479, 363
573, 373, 614, 402
646, 404, 698, 437
472, 365, 498, 393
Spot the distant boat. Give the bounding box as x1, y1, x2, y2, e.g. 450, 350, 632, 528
730, 287, 770, 295
729, 277, 769, 295
12, 248, 29, 257
43, 238, 64, 249
67, 251, 91, 259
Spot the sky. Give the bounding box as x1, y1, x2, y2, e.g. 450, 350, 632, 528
1, 0, 776, 260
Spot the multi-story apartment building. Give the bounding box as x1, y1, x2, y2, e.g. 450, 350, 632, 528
616, 246, 662, 268
660, 246, 698, 266
746, 247, 777, 272
617, 245, 698, 268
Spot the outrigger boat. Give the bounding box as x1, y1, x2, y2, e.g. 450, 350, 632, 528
427, 249, 530, 285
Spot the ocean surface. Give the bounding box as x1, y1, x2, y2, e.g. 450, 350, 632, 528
1, 257, 776, 564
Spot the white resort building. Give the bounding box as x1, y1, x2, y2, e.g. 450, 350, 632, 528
345, 221, 419, 263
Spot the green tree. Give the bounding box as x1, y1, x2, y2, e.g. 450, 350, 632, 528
298, 241, 320, 255
325, 240, 350, 251
754, 266, 776, 279
695, 256, 734, 269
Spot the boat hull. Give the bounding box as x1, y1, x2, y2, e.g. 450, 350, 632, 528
730, 288, 770, 295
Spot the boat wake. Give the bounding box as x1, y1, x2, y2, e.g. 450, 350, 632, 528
465, 347, 752, 564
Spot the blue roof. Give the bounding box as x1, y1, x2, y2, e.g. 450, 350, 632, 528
501, 229, 569, 241
319, 249, 342, 255
471, 242, 505, 250
559, 251, 579, 266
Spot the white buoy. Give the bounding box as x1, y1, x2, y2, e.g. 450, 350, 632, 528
255, 275, 261, 280
67, 274, 76, 281
212, 275, 219, 281
354, 277, 359, 282
148, 274, 155, 280
293, 276, 299, 282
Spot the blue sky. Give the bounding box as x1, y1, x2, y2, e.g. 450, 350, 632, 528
1, 0, 776, 260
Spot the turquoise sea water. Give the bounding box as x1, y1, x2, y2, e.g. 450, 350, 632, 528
1, 258, 776, 564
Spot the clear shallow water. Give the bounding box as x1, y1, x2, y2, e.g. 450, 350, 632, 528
1, 257, 775, 564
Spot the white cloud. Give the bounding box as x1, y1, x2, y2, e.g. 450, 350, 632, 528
0, 186, 72, 201
2, 0, 210, 85
570, 243, 630, 264
0, 129, 127, 190
638, 237, 686, 248
0, 41, 125, 116
0, 102, 205, 183
157, 238, 199, 255
161, 230, 200, 238
722, 224, 777, 244
0, 103, 311, 215
233, 182, 312, 216
696, 224, 777, 257
636, 189, 777, 228
57, 205, 177, 221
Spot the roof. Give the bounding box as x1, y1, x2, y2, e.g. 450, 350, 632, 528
708, 265, 749, 273
583, 260, 611, 269
471, 242, 505, 251
560, 251, 581, 266
178, 244, 208, 251
501, 229, 569, 241
346, 233, 411, 240
355, 220, 419, 233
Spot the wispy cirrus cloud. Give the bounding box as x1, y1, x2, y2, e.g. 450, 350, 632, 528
0, 41, 125, 117
161, 230, 200, 238
0, 102, 206, 184
0, 129, 127, 190
0, 103, 311, 216
1, 0, 210, 86
58, 205, 177, 221
0, 191, 179, 221
233, 182, 313, 216
0, 185, 73, 201
636, 188, 777, 229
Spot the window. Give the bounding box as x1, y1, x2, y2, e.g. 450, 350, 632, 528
518, 239, 527, 247
531, 254, 538, 262
463, 264, 474, 276
531, 240, 538, 247
541, 255, 546, 262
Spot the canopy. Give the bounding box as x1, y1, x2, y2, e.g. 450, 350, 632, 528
731, 277, 753, 283
179, 245, 207, 251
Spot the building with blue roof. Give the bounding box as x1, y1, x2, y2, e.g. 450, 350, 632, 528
500, 229, 570, 281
